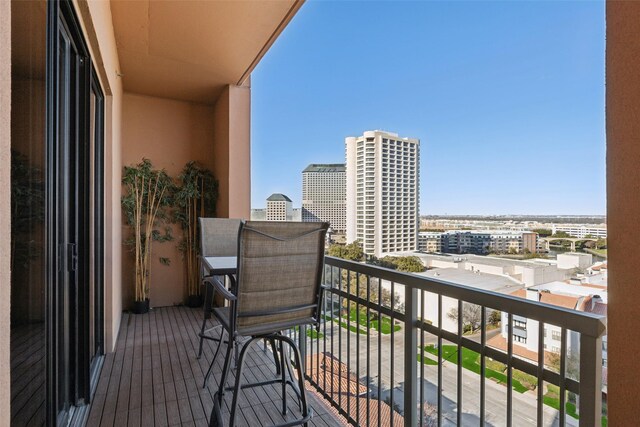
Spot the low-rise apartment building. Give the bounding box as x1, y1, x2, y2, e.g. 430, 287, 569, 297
494, 279, 608, 370
419, 230, 538, 255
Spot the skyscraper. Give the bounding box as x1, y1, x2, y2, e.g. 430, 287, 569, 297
346, 130, 420, 257
302, 164, 346, 233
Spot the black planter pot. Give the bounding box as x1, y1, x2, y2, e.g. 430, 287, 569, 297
132, 299, 150, 314
185, 294, 203, 308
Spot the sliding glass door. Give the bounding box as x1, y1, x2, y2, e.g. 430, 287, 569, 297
10, 0, 104, 424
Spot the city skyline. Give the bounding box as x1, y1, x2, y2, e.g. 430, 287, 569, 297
251, 1, 605, 215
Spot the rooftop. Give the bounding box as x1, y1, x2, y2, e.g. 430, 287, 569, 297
531, 281, 608, 303
416, 268, 523, 294
303, 164, 346, 173
267, 193, 292, 202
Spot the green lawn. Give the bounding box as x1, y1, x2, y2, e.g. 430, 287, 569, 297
322, 314, 364, 334
419, 345, 529, 393
345, 308, 402, 335
590, 248, 608, 257
417, 353, 438, 365
292, 325, 325, 339
307, 329, 324, 339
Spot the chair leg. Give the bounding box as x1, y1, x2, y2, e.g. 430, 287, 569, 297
279, 339, 288, 415
229, 337, 259, 427
283, 344, 303, 411
215, 336, 235, 403
203, 328, 225, 388
270, 338, 282, 375
198, 277, 213, 359
284, 334, 310, 426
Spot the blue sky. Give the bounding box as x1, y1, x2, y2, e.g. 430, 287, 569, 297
251, 0, 605, 215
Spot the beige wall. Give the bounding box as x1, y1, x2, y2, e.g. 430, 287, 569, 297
0, 0, 11, 420
606, 1, 640, 423
121, 93, 215, 308
213, 84, 251, 219
74, 0, 124, 352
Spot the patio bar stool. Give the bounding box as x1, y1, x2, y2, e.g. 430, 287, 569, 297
208, 220, 329, 427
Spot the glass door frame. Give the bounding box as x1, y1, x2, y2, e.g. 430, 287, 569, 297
45, 0, 105, 423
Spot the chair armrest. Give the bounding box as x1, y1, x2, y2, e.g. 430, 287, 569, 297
203, 276, 237, 301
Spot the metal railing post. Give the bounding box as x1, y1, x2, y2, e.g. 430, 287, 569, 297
579, 333, 603, 426
404, 286, 418, 427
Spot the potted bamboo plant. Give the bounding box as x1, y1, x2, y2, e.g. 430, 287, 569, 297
122, 159, 174, 314
175, 161, 218, 307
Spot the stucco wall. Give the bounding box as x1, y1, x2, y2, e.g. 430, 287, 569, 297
213, 84, 251, 219
606, 1, 640, 422
0, 0, 11, 420
121, 93, 215, 308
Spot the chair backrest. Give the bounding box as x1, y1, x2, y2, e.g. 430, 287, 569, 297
235, 221, 329, 333
199, 218, 242, 257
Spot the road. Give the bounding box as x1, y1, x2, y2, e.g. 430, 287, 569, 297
302, 320, 578, 427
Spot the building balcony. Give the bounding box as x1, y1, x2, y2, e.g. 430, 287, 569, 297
85, 257, 606, 426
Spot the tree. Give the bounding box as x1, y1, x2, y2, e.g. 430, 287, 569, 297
551, 231, 572, 238
533, 228, 552, 237
122, 159, 174, 304
380, 285, 405, 313
370, 255, 426, 272
547, 350, 580, 381
447, 303, 482, 334
488, 309, 501, 326
394, 256, 426, 273
174, 161, 218, 300
327, 241, 364, 262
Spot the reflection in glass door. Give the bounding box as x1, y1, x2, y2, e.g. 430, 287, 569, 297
10, 0, 104, 424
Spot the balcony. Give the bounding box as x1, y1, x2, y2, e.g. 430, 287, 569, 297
87, 258, 606, 427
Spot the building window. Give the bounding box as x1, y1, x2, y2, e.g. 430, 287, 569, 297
513, 335, 527, 344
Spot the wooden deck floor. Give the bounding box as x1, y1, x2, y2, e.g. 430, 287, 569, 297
87, 306, 346, 427
11, 323, 46, 426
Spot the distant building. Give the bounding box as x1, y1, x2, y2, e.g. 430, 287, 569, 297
266, 193, 293, 221
551, 224, 607, 239
250, 208, 266, 220
346, 130, 420, 257
418, 232, 443, 253
557, 252, 593, 270
302, 164, 346, 232
419, 230, 538, 255
495, 280, 607, 370
292, 207, 302, 222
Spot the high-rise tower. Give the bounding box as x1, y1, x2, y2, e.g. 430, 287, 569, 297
302, 164, 346, 232
346, 130, 420, 257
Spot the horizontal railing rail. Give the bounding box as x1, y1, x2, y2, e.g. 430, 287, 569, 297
295, 256, 606, 427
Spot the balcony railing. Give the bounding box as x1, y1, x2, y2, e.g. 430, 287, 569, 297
292, 256, 606, 427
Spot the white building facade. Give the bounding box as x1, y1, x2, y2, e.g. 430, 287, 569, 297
551, 224, 607, 239
346, 130, 420, 257
266, 193, 293, 221
302, 164, 346, 232
420, 230, 538, 255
